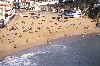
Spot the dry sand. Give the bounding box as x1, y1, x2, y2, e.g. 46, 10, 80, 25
0, 11, 100, 60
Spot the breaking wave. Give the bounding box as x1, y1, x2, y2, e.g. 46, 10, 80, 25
0, 44, 68, 66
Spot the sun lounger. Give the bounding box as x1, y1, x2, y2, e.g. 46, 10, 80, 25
64, 17, 68, 19
57, 17, 60, 19
23, 16, 28, 17
52, 17, 56, 19
69, 16, 74, 18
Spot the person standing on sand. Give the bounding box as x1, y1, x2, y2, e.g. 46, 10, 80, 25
96, 22, 99, 28
14, 45, 17, 48
47, 38, 51, 43
60, 14, 63, 18
5, 13, 8, 19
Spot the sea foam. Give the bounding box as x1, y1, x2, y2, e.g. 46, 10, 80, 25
0, 44, 67, 66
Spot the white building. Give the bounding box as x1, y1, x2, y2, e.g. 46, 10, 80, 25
35, 0, 59, 6
14, 0, 59, 5
63, 0, 74, 2
64, 10, 81, 17
14, 0, 59, 11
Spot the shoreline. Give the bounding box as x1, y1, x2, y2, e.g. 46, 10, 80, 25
0, 32, 100, 61
0, 12, 100, 61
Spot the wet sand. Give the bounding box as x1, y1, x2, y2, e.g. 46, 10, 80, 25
0, 11, 100, 60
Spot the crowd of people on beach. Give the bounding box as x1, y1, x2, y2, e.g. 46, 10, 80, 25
0, 11, 100, 53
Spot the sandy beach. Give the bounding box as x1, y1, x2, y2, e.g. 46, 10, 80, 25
0, 11, 100, 60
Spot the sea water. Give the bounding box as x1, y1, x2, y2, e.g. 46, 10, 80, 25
0, 34, 100, 66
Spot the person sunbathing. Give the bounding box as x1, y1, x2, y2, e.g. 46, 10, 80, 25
9, 26, 16, 31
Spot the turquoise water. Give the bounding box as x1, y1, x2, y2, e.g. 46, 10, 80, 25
0, 34, 100, 66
